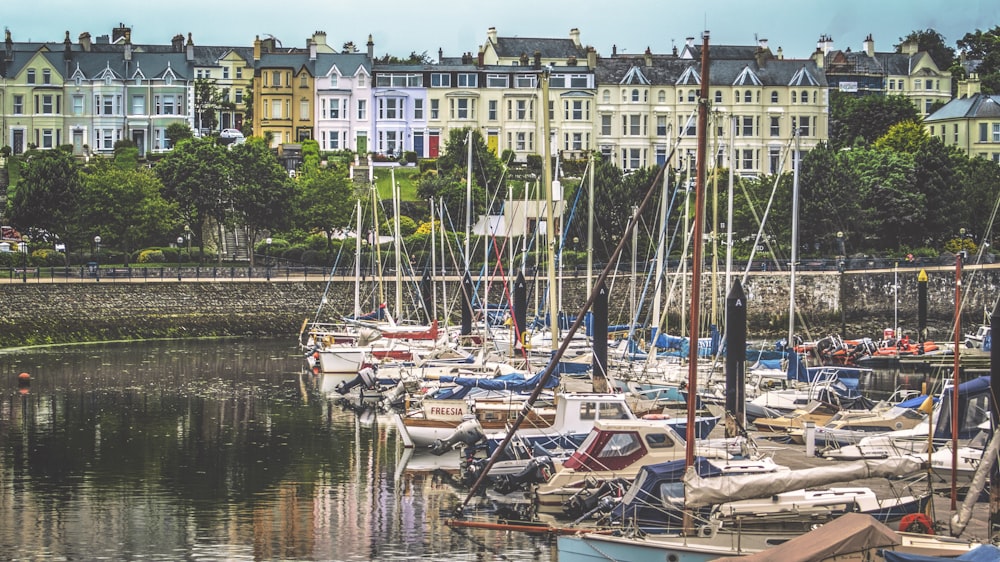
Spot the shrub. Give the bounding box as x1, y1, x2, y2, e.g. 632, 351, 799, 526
419, 159, 437, 174
403, 151, 417, 164
137, 249, 166, 263
32, 248, 65, 266
282, 246, 305, 262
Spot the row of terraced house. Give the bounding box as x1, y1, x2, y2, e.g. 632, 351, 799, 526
1, 24, 977, 175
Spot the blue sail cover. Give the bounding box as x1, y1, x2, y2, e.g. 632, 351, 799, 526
610, 457, 722, 530
934, 376, 991, 441
432, 370, 560, 399
648, 327, 717, 358
883, 544, 1000, 562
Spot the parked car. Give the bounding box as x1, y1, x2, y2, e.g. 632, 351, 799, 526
220, 128, 244, 139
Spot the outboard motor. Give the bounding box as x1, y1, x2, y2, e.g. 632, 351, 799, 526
489, 455, 556, 494
430, 416, 485, 455
336, 367, 379, 395
381, 382, 406, 408
562, 477, 629, 518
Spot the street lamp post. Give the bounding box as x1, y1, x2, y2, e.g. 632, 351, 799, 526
265, 237, 272, 281
184, 224, 192, 261
20, 236, 29, 283
177, 236, 184, 281
94, 235, 101, 282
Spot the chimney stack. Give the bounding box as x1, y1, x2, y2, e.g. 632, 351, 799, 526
186, 32, 194, 61
487, 27, 497, 44
253, 35, 261, 61
569, 28, 580, 47
367, 34, 374, 59
79, 31, 92, 52
533, 51, 541, 70
863, 34, 874, 57
308, 38, 316, 61
644, 47, 652, 68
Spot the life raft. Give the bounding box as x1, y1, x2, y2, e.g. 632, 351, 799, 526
899, 513, 935, 534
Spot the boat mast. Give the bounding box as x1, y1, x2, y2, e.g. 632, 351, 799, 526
392, 167, 403, 318
465, 130, 473, 270
586, 152, 595, 298
429, 198, 437, 320
788, 132, 800, 347
542, 68, 559, 350
354, 200, 362, 317
686, 30, 710, 466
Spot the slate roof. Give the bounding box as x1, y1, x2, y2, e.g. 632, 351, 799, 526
925, 93, 1000, 121
596, 54, 827, 87
314, 52, 370, 77
489, 36, 588, 59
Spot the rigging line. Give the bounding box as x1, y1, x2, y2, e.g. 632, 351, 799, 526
739, 136, 794, 284
460, 151, 679, 511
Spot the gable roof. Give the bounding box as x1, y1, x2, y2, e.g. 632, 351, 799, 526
925, 93, 1000, 121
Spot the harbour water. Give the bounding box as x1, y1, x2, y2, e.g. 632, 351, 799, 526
0, 339, 555, 561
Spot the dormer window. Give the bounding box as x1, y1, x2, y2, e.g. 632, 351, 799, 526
165, 75, 173, 85
26, 69, 36, 84
631, 89, 639, 102
42, 69, 51, 85
105, 75, 112, 86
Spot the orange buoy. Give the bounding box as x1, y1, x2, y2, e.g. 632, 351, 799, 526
17, 372, 30, 385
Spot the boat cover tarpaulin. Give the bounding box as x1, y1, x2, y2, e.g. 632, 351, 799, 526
684, 456, 925, 507
882, 544, 1000, 562
934, 376, 991, 441
713, 513, 900, 562
432, 370, 559, 399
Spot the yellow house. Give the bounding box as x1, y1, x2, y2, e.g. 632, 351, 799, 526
252, 35, 318, 146
924, 76, 1000, 163
4, 45, 68, 153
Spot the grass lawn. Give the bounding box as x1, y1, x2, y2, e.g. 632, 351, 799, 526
373, 166, 422, 201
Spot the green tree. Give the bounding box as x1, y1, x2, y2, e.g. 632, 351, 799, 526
229, 138, 295, 264
6, 148, 82, 246
912, 139, 968, 246
194, 78, 234, 133
296, 167, 356, 252
873, 121, 931, 154
829, 91, 920, 149
844, 147, 922, 250
79, 162, 177, 256
798, 144, 863, 256
957, 26, 1000, 93
435, 128, 505, 200
113, 140, 141, 170
155, 138, 233, 259
896, 29, 956, 70
165, 122, 194, 148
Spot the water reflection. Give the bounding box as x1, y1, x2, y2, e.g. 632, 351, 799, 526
0, 339, 553, 561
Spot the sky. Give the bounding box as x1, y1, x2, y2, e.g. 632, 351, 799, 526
4, 0, 999, 61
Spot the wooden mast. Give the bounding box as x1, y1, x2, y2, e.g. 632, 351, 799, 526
686, 30, 710, 466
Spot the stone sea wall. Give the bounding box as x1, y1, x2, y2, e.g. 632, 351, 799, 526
1, 266, 998, 348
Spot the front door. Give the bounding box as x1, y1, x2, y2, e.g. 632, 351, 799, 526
413, 131, 424, 158
132, 130, 145, 157
356, 132, 367, 154
487, 131, 499, 155
429, 132, 440, 158
12, 130, 24, 155
72, 130, 84, 155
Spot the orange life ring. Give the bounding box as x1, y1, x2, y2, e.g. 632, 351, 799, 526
899, 513, 934, 534
642, 413, 670, 420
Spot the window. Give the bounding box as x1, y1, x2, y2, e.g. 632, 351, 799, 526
656, 115, 667, 136
514, 74, 536, 88
375, 73, 422, 87
131, 95, 144, 115
235, 89, 243, 104
414, 98, 424, 120
73, 95, 85, 115
358, 99, 367, 120
223, 67, 230, 80
457, 73, 477, 87
299, 100, 309, 119
888, 79, 895, 90
508, 99, 533, 120
797, 115, 811, 136
378, 97, 403, 119
734, 90, 740, 103
771, 91, 779, 104
954, 123, 959, 143
13, 95, 24, 115
925, 99, 934, 114
659, 90, 667, 103
513, 131, 533, 151
631, 89, 640, 102
488, 100, 497, 121
486, 74, 508, 88
299, 74, 308, 88
358, 74, 367, 87
602, 89, 610, 103
601, 114, 612, 135
569, 132, 583, 151
914, 79, 922, 90
236, 67, 243, 79
379, 130, 400, 156
994, 123, 1000, 142
431, 73, 451, 87
744, 91, 752, 103
770, 116, 780, 137
741, 149, 754, 170
42, 69, 51, 85
740, 116, 753, 136
96, 128, 116, 150
156, 95, 177, 115
271, 71, 281, 87
791, 91, 797, 103
154, 128, 167, 150
680, 115, 696, 137
36, 94, 57, 114
566, 100, 589, 120
450, 98, 475, 119
430, 99, 439, 119
679, 90, 685, 103
623, 148, 641, 169
714, 91, 722, 103
26, 69, 35, 84
41, 129, 54, 149
687, 91, 696, 102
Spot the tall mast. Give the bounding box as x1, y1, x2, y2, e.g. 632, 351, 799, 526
788, 132, 800, 347
392, 167, 402, 318
465, 130, 473, 269
586, 152, 595, 298
542, 67, 559, 349
686, 30, 710, 466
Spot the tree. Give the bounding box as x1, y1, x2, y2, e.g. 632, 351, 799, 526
194, 78, 230, 133
896, 29, 956, 70
828, 91, 921, 149
434, 128, 506, 208
374, 51, 432, 64
229, 138, 295, 264
78, 161, 177, 256
155, 138, 233, 259
341, 41, 359, 54
6, 147, 82, 246
799, 144, 863, 255
165, 122, 194, 148
957, 26, 1000, 93
296, 166, 357, 252
873, 121, 931, 154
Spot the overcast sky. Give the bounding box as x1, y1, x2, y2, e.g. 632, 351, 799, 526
4, 0, 998, 61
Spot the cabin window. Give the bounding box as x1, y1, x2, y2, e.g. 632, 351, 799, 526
645, 433, 675, 448
599, 432, 643, 458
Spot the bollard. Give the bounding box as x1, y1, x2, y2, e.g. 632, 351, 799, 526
803, 420, 815, 457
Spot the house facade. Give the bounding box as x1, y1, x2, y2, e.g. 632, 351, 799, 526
925, 76, 1000, 163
